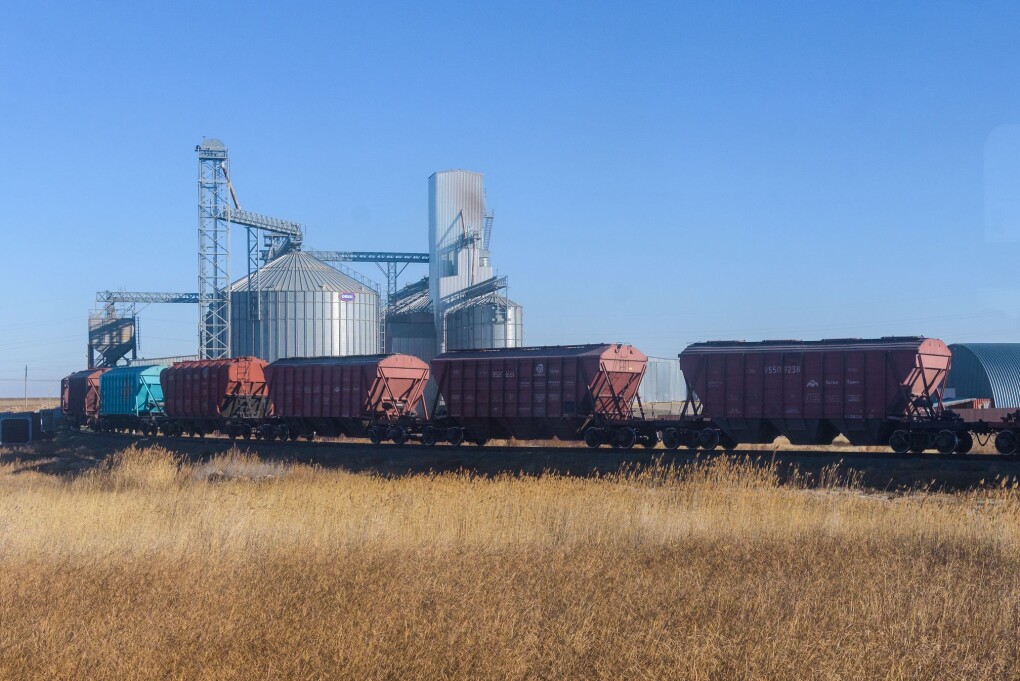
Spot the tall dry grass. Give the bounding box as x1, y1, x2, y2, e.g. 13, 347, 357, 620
0, 446, 1017, 679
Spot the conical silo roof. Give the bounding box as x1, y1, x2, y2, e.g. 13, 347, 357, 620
229, 250, 375, 294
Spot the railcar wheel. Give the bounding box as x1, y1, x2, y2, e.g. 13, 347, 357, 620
698, 429, 720, 451
995, 430, 1018, 455
368, 427, 383, 445
226, 425, 237, 440
909, 431, 928, 454
955, 432, 973, 454
934, 430, 958, 455
684, 430, 700, 450
241, 425, 252, 441
388, 427, 406, 446
276, 425, 290, 441
447, 427, 464, 447
422, 426, 439, 447
889, 430, 910, 454
616, 428, 637, 450
661, 428, 681, 450
641, 432, 659, 449
583, 428, 602, 449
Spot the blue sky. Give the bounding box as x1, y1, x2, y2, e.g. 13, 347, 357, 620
2, 1, 1019, 396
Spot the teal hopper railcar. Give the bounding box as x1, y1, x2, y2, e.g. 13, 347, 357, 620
97, 365, 164, 432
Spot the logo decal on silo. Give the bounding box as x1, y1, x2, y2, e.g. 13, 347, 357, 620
535, 363, 545, 376
340, 293, 355, 302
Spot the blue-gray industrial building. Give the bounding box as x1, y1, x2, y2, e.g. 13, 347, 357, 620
945, 343, 1020, 408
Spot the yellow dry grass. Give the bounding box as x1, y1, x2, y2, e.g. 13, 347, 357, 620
0, 447, 1017, 679
0, 397, 58, 412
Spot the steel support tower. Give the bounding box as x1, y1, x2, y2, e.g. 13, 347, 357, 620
305, 251, 428, 300
197, 139, 231, 359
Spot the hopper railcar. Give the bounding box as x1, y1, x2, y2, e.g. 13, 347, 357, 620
60, 368, 109, 429
428, 344, 652, 447
58, 338, 1020, 456
160, 357, 271, 438
95, 365, 165, 434
263, 354, 431, 444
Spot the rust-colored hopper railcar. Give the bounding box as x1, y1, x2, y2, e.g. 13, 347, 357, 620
264, 354, 430, 443
430, 344, 648, 445
60, 368, 109, 429
679, 337, 952, 448
160, 357, 270, 436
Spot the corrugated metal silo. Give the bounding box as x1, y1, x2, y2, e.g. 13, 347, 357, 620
384, 278, 437, 363
945, 343, 1020, 408
444, 293, 523, 351
229, 250, 379, 362
429, 171, 492, 305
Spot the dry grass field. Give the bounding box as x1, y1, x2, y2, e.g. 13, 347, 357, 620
0, 447, 1017, 679
0, 397, 58, 412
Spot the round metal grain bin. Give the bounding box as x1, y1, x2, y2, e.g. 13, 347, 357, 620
229, 251, 379, 362
444, 293, 522, 351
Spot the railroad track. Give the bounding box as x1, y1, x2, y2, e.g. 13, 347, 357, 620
43, 431, 1020, 491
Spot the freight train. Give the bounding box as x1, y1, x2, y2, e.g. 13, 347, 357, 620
60, 337, 1020, 455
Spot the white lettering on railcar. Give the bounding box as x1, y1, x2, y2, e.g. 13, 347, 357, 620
765, 365, 802, 375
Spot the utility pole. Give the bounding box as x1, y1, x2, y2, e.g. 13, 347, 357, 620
24, 365, 28, 410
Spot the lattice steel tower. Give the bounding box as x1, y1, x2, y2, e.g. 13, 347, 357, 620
196, 139, 231, 359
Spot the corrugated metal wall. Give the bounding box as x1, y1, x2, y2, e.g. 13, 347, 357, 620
946, 343, 1020, 408
230, 251, 379, 363
638, 357, 686, 404
386, 312, 438, 361
232, 290, 378, 362
429, 171, 489, 302
444, 297, 523, 351
429, 170, 502, 345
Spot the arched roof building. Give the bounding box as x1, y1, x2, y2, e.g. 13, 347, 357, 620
946, 343, 1020, 408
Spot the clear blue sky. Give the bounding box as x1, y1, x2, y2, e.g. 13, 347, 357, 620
2, 1, 1019, 396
